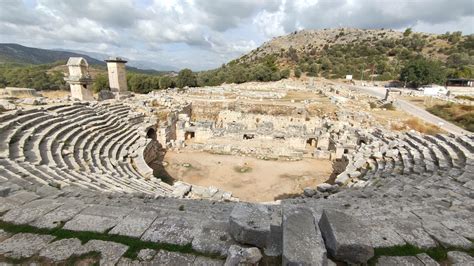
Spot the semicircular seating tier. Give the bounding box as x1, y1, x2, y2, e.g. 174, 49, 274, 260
0, 102, 173, 196
332, 129, 473, 190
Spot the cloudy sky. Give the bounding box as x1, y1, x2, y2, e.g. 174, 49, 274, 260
1, 0, 473, 70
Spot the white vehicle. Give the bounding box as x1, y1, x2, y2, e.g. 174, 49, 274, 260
420, 84, 448, 96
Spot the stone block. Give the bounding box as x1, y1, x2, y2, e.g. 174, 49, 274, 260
224, 245, 262, 266
229, 203, 271, 248
109, 209, 158, 238
0, 233, 54, 259
141, 216, 195, 245
39, 238, 82, 262
422, 221, 472, 249
318, 209, 374, 264
63, 205, 131, 233
1, 199, 61, 225
376, 256, 424, 266
0, 186, 11, 197
282, 207, 327, 265
30, 199, 87, 229
151, 250, 196, 265
416, 253, 439, 266
74, 240, 128, 265
192, 220, 235, 257
447, 251, 474, 265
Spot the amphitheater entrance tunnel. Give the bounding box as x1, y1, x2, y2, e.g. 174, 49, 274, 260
185, 131, 195, 140
146, 128, 157, 140
307, 138, 316, 147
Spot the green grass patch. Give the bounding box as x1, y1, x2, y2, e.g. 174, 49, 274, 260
427, 103, 474, 132
368, 243, 474, 265
0, 221, 223, 261
455, 95, 474, 101
233, 165, 252, 173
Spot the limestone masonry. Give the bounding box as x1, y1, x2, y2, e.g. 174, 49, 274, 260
0, 58, 472, 265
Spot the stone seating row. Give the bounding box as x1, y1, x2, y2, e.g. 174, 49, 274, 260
0, 103, 173, 196
335, 130, 472, 189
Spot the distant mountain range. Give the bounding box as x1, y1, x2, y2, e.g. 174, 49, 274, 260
0, 43, 178, 72
54, 48, 178, 71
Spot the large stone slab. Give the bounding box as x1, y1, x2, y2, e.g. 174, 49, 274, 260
0, 233, 54, 259
376, 256, 424, 266
447, 251, 474, 266
141, 216, 195, 245
74, 240, 128, 265
422, 221, 472, 249
194, 256, 225, 266
0, 229, 11, 242
151, 250, 196, 265
391, 220, 437, 249
228, 203, 271, 248
318, 209, 374, 264
1, 199, 61, 224
30, 199, 87, 229
441, 217, 474, 240
192, 220, 235, 257
282, 207, 327, 265
6, 191, 40, 204
63, 205, 131, 233
416, 253, 440, 266
0, 198, 18, 214
39, 238, 82, 262
109, 209, 158, 238
360, 219, 406, 248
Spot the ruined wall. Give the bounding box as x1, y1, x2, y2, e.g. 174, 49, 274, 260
143, 139, 162, 164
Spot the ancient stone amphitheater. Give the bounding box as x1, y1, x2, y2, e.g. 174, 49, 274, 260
0, 96, 473, 265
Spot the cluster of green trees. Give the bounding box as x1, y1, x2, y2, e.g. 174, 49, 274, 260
196, 55, 289, 87
93, 69, 197, 94
0, 63, 66, 90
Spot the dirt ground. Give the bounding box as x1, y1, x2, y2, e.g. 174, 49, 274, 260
161, 151, 333, 202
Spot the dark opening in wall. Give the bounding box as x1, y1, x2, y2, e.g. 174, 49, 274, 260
243, 134, 255, 140
185, 131, 195, 140
306, 138, 316, 147
146, 128, 157, 140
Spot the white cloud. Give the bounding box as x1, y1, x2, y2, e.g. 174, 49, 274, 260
0, 0, 473, 70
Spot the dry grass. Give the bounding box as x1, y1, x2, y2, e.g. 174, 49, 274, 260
391, 118, 443, 135
427, 103, 474, 132
41, 90, 70, 99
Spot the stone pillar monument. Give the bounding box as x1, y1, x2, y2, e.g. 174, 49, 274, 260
105, 57, 129, 96
65, 57, 94, 101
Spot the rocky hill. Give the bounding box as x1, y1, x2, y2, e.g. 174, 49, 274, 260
234, 28, 473, 80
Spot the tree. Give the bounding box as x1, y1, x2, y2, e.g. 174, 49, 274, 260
92, 73, 109, 93
403, 28, 412, 37
159, 76, 174, 89
294, 67, 302, 78
307, 63, 318, 77
280, 68, 290, 79
176, 69, 197, 88
400, 58, 446, 88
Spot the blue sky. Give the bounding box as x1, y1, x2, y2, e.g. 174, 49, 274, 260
1, 0, 473, 71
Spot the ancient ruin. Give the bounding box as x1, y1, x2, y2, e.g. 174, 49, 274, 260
105, 57, 130, 97
0, 58, 472, 265
64, 57, 94, 101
